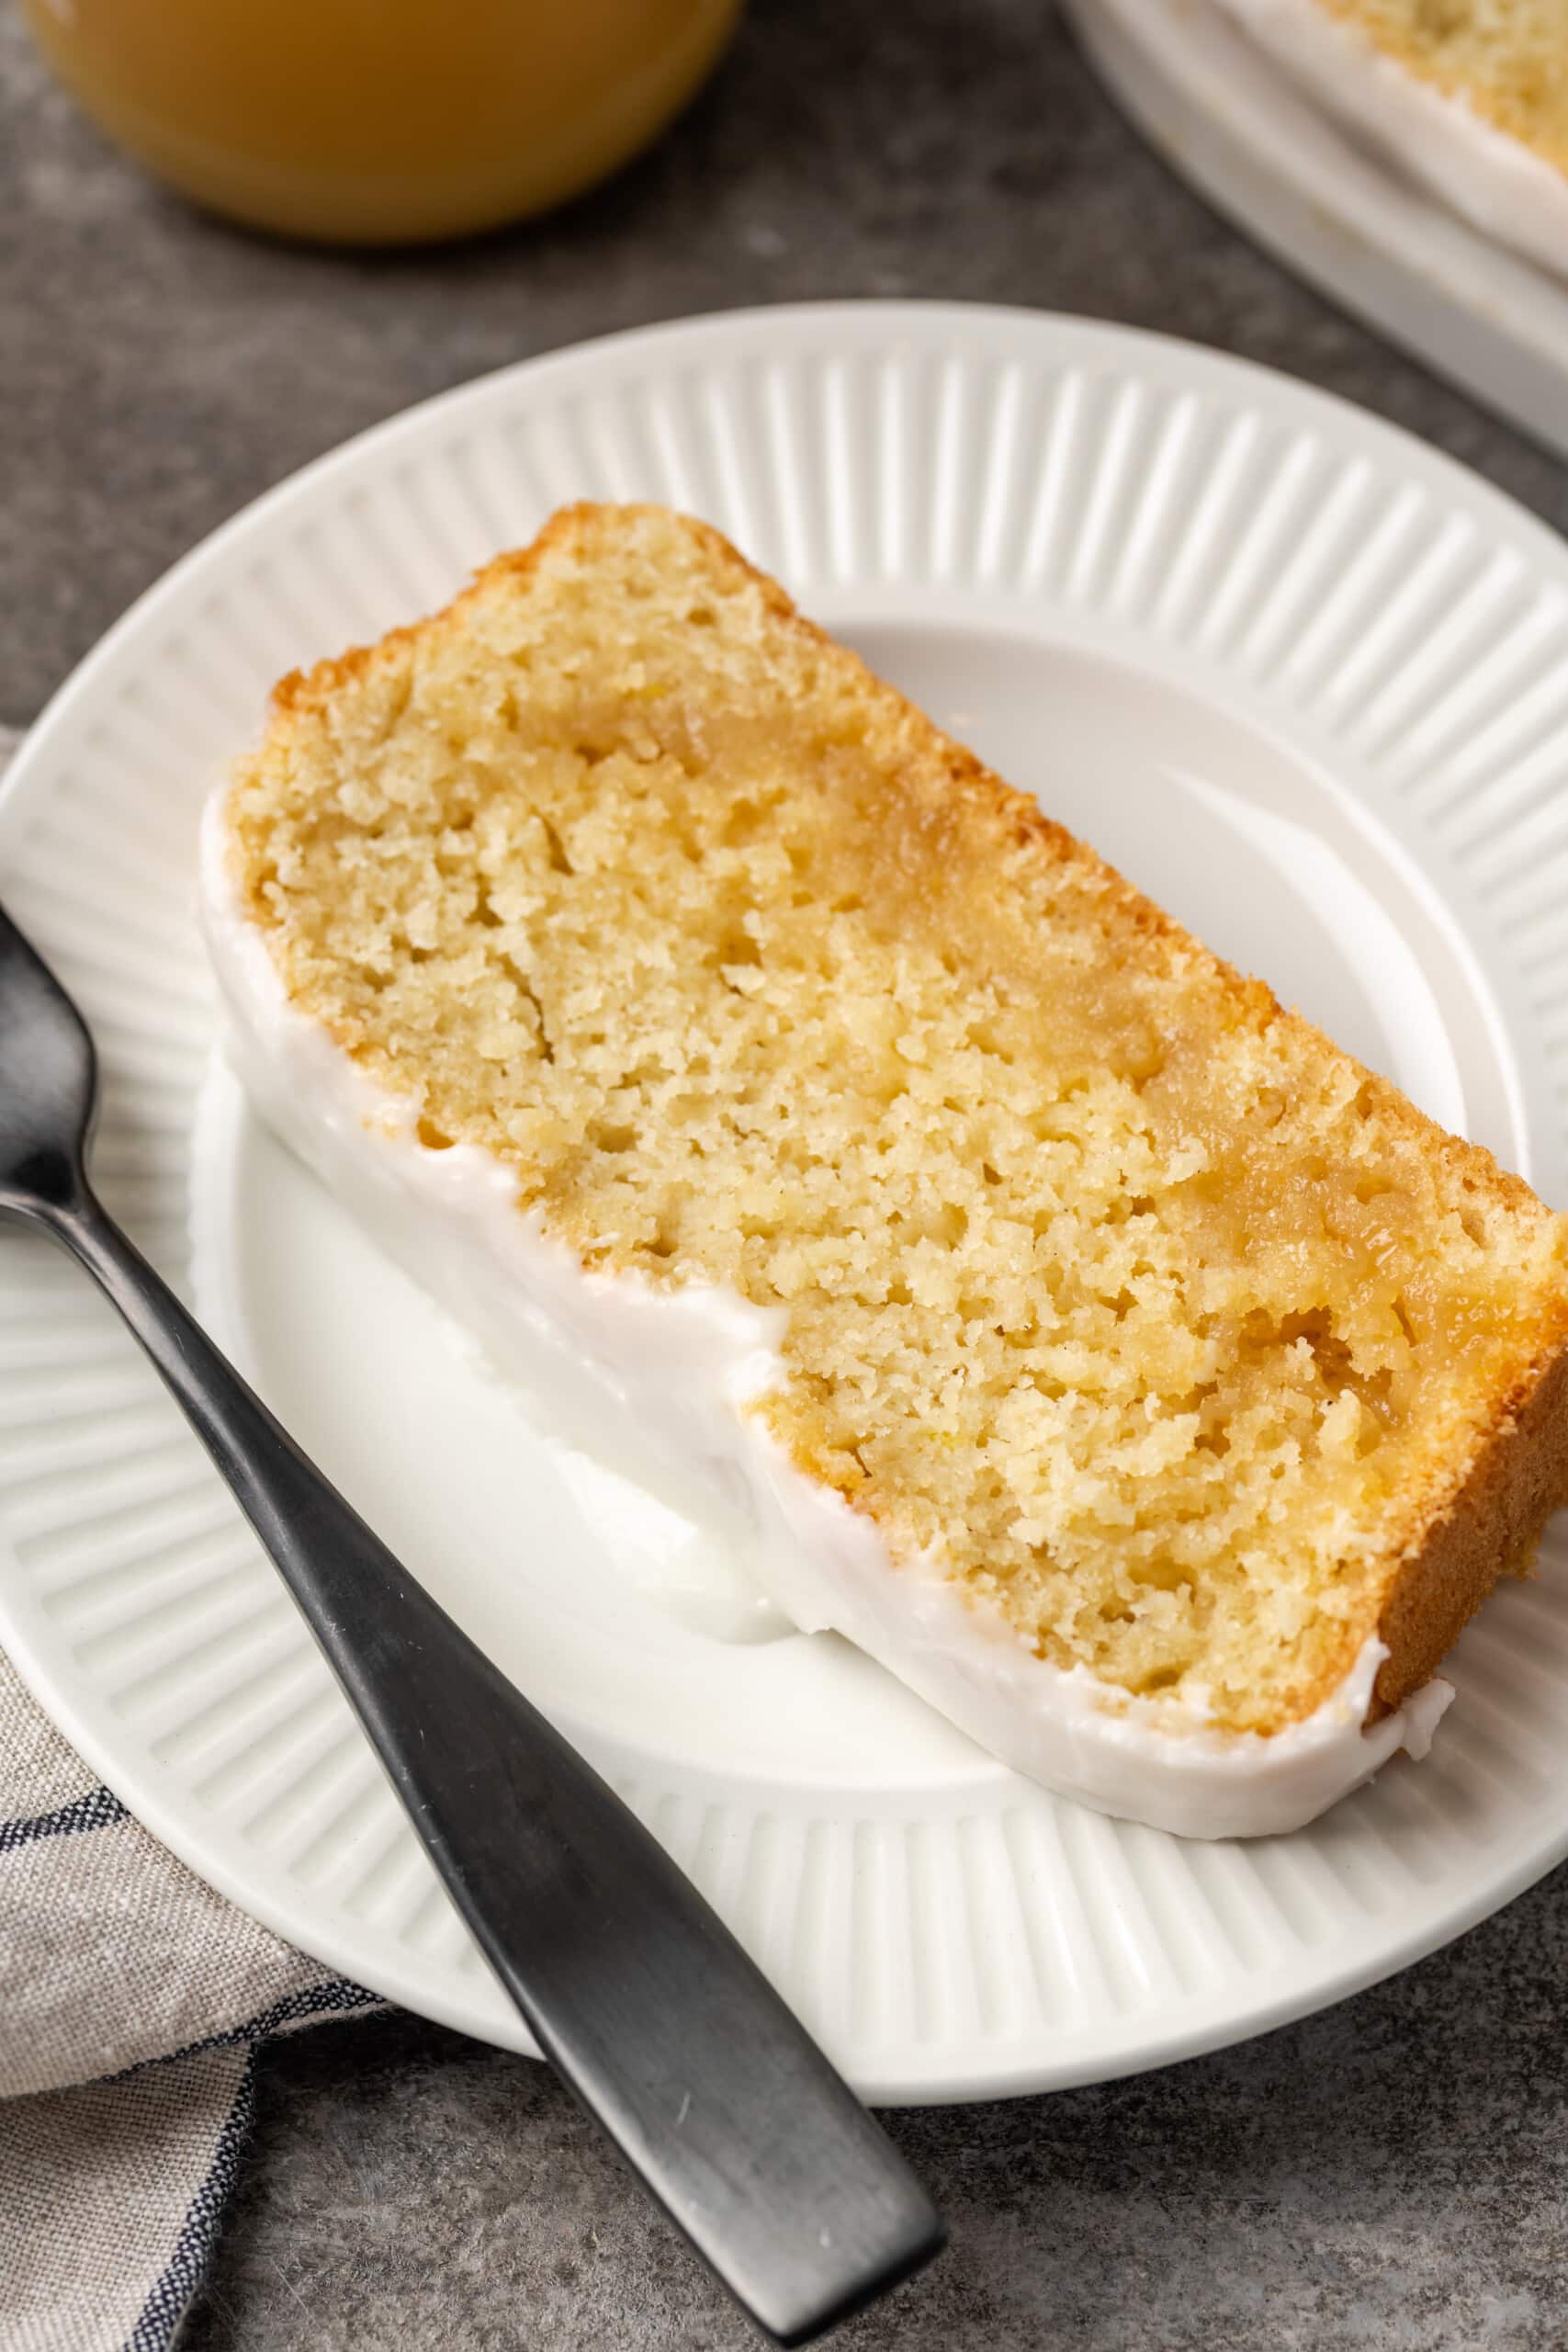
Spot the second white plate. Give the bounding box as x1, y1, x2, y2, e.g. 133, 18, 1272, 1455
4, 302, 1568, 2102
1066, 0, 1568, 464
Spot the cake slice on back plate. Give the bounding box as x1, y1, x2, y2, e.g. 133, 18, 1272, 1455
1208, 0, 1568, 279
201, 503, 1568, 1838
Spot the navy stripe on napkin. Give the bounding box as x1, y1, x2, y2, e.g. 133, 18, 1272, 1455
123, 2054, 258, 2352
117, 1982, 385, 2347
139, 1977, 386, 2079
0, 1784, 130, 1854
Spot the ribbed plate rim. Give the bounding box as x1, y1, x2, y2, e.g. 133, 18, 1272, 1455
3, 302, 1568, 2103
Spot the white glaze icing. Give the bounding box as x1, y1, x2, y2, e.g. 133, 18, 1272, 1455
198, 788, 1452, 1839
1208, 0, 1568, 282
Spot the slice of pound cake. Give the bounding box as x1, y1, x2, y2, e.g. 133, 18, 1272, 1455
1208, 0, 1568, 279
202, 503, 1568, 1838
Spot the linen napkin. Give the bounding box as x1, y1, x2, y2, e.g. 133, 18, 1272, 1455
0, 726, 382, 2352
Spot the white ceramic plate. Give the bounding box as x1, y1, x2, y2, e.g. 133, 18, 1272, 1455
5, 303, 1568, 2106
1064, 0, 1568, 465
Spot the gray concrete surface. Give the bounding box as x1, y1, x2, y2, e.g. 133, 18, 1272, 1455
4, 2, 1568, 2345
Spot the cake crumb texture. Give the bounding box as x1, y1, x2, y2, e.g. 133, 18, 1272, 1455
223, 503, 1568, 1736
1315, 0, 1568, 174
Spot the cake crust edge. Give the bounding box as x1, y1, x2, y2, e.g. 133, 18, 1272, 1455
1371, 1331, 1568, 1717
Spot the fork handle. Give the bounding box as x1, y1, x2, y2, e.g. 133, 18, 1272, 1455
44, 1186, 942, 2345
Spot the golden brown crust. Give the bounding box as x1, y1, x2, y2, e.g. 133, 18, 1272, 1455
1373, 1331, 1568, 1714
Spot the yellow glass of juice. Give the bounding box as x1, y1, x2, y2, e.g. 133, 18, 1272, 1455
18, 0, 742, 244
